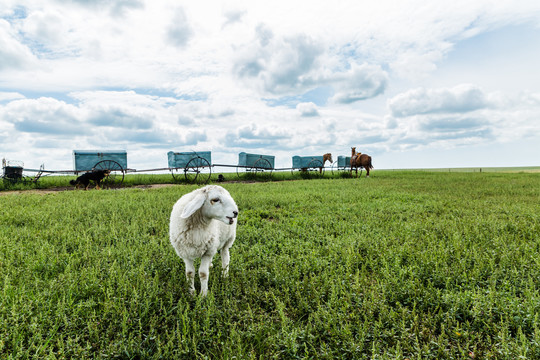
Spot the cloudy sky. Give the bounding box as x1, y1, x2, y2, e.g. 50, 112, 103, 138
1, 0, 539, 172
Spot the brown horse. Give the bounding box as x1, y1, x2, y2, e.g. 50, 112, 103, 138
321, 153, 333, 173
299, 153, 333, 173
350, 147, 373, 177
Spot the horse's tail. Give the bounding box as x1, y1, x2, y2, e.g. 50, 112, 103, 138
368, 157, 374, 169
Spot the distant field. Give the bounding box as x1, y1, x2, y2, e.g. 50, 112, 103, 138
2, 166, 539, 192
1, 171, 539, 359
387, 166, 540, 173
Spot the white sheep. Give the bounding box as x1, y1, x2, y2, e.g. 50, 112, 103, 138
169, 185, 239, 296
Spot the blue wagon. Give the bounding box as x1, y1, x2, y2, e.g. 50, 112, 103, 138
72, 150, 127, 187
291, 154, 333, 177
236, 152, 274, 178
167, 151, 212, 183
331, 155, 352, 174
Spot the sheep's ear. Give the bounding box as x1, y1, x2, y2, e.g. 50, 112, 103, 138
181, 193, 206, 218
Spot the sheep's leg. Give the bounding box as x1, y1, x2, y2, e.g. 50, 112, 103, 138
183, 258, 196, 295
221, 247, 230, 277
199, 255, 213, 297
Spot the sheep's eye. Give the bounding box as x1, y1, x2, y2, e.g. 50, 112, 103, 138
211, 198, 220, 204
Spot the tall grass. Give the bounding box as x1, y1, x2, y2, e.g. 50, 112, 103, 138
1, 172, 539, 359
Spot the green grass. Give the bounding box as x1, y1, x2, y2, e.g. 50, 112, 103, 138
1, 169, 329, 191
1, 172, 539, 359
2, 166, 539, 192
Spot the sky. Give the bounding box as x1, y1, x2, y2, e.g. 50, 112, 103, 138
1, 0, 539, 172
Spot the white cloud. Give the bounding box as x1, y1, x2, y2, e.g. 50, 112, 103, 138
233, 31, 324, 95
0, 97, 85, 136
107, 128, 206, 147
0, 19, 36, 70
224, 123, 292, 149
331, 63, 388, 104
222, 9, 245, 29
297, 102, 319, 117
177, 115, 195, 126
22, 10, 68, 48
388, 84, 490, 117
0, 92, 25, 101
166, 7, 193, 48
64, 0, 144, 17
87, 106, 154, 129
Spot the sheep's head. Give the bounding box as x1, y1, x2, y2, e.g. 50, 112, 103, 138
181, 185, 239, 225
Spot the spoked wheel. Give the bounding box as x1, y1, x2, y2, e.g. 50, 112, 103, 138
238, 158, 273, 180
351, 166, 364, 178
2, 175, 22, 187
331, 161, 352, 178
252, 158, 273, 179
306, 159, 324, 178
184, 157, 212, 184
331, 161, 339, 175
93, 160, 125, 188
292, 159, 325, 179
170, 167, 183, 182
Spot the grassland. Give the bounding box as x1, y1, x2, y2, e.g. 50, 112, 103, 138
2, 165, 539, 192
1, 171, 539, 359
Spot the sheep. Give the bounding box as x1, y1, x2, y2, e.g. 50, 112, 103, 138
169, 185, 239, 296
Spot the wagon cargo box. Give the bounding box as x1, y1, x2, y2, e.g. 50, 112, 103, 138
238, 152, 274, 169
167, 151, 212, 168
73, 150, 128, 172
337, 156, 352, 168
292, 155, 324, 169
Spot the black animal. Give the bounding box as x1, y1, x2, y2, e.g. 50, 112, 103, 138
70, 169, 111, 190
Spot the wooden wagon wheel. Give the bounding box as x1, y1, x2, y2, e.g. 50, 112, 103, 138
237, 158, 273, 179
331, 161, 339, 175
331, 161, 352, 178
93, 160, 125, 188
170, 167, 183, 182
2, 175, 19, 186
291, 159, 325, 178
253, 158, 273, 177
235, 165, 245, 179
184, 157, 212, 184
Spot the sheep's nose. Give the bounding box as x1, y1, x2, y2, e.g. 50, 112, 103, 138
233, 211, 238, 218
